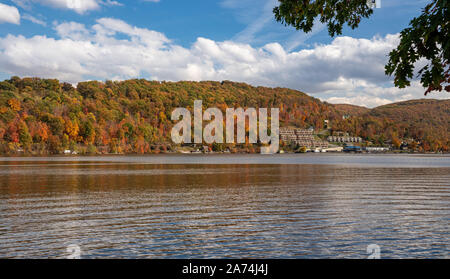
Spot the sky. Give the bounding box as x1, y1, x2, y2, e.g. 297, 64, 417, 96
0, 0, 446, 107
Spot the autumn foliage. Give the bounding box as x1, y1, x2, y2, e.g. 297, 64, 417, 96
0, 77, 448, 154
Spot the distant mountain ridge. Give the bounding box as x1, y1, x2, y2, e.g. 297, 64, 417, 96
333, 99, 449, 132
331, 98, 449, 151
332, 103, 370, 116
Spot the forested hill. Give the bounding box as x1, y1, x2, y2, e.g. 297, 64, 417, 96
333, 104, 370, 116
0, 77, 448, 154
331, 99, 449, 151
368, 99, 449, 125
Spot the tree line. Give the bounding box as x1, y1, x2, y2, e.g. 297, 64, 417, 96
0, 77, 447, 154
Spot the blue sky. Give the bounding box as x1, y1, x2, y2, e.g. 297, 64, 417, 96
0, 0, 445, 107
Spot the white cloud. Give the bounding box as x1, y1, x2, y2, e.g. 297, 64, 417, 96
54, 21, 89, 40
22, 14, 46, 26
0, 18, 446, 107
322, 81, 433, 108
100, 0, 122, 7
0, 3, 20, 24
221, 0, 325, 51
230, 0, 276, 43
11, 0, 32, 10
12, 0, 122, 14
41, 0, 99, 14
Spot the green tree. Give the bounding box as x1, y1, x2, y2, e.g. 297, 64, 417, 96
18, 122, 32, 149
385, 0, 449, 94
274, 0, 373, 37
80, 120, 95, 144
273, 0, 449, 94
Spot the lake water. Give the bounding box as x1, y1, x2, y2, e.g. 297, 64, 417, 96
0, 154, 449, 259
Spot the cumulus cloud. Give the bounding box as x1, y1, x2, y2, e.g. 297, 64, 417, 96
0, 17, 445, 107
12, 0, 121, 14
0, 3, 20, 24
53, 21, 89, 39
41, 0, 100, 13
323, 81, 431, 108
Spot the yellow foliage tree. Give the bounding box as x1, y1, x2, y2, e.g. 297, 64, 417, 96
65, 119, 79, 140
8, 99, 21, 111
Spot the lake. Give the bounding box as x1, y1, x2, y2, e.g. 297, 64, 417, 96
0, 154, 449, 258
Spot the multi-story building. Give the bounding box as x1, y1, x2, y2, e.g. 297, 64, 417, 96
280, 128, 329, 149
327, 136, 363, 143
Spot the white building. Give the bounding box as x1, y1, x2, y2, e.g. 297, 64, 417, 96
365, 147, 390, 152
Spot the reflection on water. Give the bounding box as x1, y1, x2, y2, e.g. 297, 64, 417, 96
0, 155, 449, 258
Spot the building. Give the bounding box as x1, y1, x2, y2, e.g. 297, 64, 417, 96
333, 131, 349, 136
325, 146, 344, 152
280, 128, 329, 149
343, 146, 362, 153
327, 135, 363, 143
365, 147, 390, 152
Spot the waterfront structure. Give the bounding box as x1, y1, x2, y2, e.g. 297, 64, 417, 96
365, 147, 390, 152
280, 128, 329, 149
325, 146, 344, 152
343, 145, 362, 153
327, 135, 363, 143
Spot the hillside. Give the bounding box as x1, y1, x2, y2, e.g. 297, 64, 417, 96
333, 104, 370, 117
330, 99, 449, 151
368, 99, 449, 126
0, 77, 448, 154
0, 77, 340, 154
